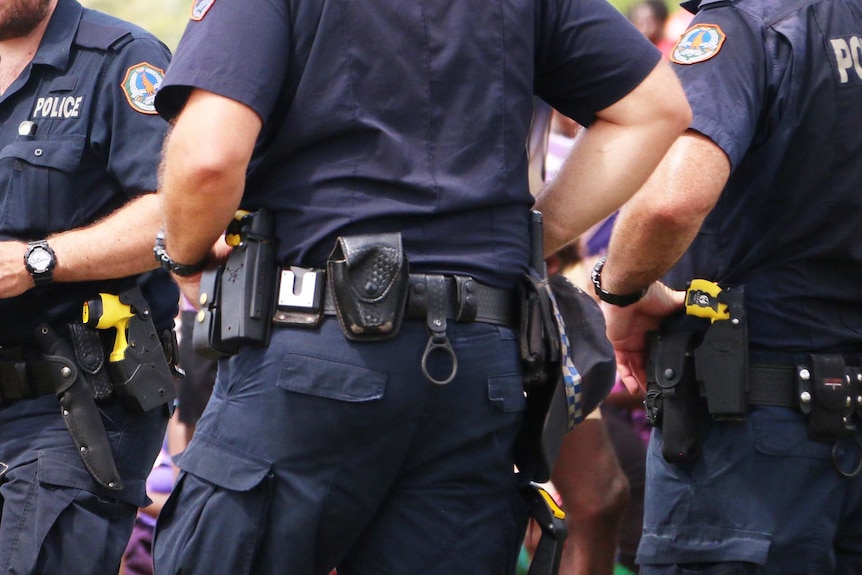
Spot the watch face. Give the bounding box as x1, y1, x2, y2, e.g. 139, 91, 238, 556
27, 246, 52, 272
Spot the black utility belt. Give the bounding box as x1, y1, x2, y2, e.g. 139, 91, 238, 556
0, 327, 178, 409
0, 357, 58, 404
272, 267, 516, 329
646, 282, 862, 469
194, 229, 515, 386
749, 357, 862, 441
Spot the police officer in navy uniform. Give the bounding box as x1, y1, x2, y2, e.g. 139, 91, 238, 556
150, 0, 690, 573
596, 0, 862, 572
0, 0, 178, 573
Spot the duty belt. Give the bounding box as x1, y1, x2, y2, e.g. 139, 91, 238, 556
0, 357, 59, 404
274, 268, 517, 329
749, 360, 862, 410
750, 356, 862, 477
271, 268, 516, 386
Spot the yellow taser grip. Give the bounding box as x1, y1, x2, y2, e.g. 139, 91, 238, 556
685, 279, 729, 322
83, 293, 134, 362
225, 210, 252, 247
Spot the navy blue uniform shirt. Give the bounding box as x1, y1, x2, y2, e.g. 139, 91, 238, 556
156, 0, 660, 289
0, 0, 178, 344
665, 0, 862, 356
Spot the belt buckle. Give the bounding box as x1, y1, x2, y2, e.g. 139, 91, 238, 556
272, 266, 325, 327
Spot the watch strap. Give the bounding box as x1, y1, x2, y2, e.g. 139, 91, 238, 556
591, 256, 646, 307
153, 231, 208, 277
24, 240, 56, 287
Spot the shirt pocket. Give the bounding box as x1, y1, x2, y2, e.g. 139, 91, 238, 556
0, 135, 85, 235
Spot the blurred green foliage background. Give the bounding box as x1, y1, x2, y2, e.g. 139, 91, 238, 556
79, 0, 190, 50
80, 0, 679, 53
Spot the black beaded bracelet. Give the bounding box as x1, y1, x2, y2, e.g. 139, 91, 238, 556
590, 256, 646, 307
153, 231, 208, 277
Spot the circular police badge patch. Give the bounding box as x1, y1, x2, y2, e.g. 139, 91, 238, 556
121, 62, 165, 115
191, 0, 216, 21
671, 24, 726, 65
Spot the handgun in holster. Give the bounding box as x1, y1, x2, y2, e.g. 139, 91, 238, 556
82, 285, 176, 414
522, 482, 567, 575
194, 209, 278, 357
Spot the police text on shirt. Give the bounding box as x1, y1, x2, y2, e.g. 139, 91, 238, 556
33, 96, 83, 119
830, 36, 862, 85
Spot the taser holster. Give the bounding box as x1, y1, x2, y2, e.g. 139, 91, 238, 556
82, 286, 177, 414
194, 209, 279, 358
690, 284, 748, 420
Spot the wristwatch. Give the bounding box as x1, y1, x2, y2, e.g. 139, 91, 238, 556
153, 230, 208, 277
590, 256, 646, 307
24, 240, 57, 286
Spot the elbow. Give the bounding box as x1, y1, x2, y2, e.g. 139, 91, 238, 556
646, 192, 713, 232
164, 130, 251, 195
656, 86, 692, 142
647, 61, 693, 139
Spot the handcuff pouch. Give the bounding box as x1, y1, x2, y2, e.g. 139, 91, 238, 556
326, 232, 409, 341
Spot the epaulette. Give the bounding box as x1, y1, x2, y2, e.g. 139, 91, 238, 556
682, 0, 733, 15
74, 19, 133, 51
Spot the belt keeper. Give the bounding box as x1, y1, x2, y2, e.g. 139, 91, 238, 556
851, 367, 862, 419
420, 275, 458, 385
797, 365, 813, 414
454, 276, 478, 323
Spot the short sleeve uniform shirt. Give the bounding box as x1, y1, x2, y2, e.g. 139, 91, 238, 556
665, 0, 862, 355
158, 0, 661, 289
0, 0, 178, 343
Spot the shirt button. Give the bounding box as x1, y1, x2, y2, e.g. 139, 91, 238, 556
34, 149, 43, 157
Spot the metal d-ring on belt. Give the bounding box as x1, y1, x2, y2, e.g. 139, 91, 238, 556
749, 361, 862, 477
319, 272, 516, 385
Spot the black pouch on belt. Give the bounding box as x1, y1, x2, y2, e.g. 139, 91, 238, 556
326, 232, 409, 341
646, 314, 708, 464
802, 354, 856, 443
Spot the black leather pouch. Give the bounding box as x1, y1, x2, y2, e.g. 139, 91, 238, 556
326, 232, 409, 341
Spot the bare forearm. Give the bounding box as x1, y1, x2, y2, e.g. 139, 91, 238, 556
600, 132, 730, 295
536, 60, 691, 256
159, 90, 262, 265
49, 194, 161, 282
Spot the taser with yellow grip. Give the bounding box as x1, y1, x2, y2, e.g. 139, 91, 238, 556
684, 279, 729, 322
82, 293, 135, 362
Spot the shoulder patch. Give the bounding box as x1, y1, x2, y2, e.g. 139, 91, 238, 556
121, 62, 165, 115
671, 24, 726, 65
191, 0, 216, 21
